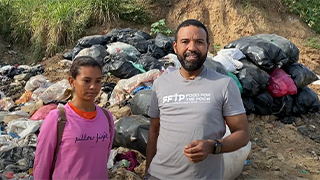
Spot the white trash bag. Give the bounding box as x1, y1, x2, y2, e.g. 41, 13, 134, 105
213, 48, 245, 73
109, 69, 160, 106
25, 75, 51, 92
223, 125, 251, 180
38, 79, 71, 104
107, 42, 141, 57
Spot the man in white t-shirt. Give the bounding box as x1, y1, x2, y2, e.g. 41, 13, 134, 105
145, 19, 250, 180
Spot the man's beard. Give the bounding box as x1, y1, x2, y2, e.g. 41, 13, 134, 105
177, 51, 207, 72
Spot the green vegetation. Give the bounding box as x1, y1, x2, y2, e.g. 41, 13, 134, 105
150, 19, 173, 36
242, 0, 256, 12
0, 0, 151, 60
283, 0, 320, 34
213, 45, 222, 53
304, 37, 320, 49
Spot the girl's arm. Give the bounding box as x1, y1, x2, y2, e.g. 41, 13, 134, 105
33, 109, 59, 180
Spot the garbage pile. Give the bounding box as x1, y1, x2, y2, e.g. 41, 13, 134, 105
0, 28, 319, 179
0, 64, 45, 110
224, 34, 320, 122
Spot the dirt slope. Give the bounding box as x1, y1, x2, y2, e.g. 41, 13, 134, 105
157, 0, 320, 72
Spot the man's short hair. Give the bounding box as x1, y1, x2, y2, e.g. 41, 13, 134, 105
175, 19, 209, 43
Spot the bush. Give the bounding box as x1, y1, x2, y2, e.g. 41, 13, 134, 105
150, 19, 172, 36
0, 0, 152, 61
283, 0, 320, 34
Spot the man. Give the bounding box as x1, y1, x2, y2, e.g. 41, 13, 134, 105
145, 19, 250, 180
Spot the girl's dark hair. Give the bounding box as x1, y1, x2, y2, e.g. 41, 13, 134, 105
175, 19, 209, 43
70, 56, 102, 79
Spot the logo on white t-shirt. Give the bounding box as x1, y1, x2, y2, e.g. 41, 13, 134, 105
163, 93, 211, 104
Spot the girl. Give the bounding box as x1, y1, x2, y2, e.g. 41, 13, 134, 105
34, 56, 114, 179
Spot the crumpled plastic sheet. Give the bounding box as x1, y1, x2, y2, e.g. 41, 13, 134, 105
31, 87, 47, 102
38, 79, 71, 104
15, 91, 33, 105
0, 97, 15, 111
109, 69, 160, 106
7, 119, 43, 139
0, 133, 38, 152
24, 75, 51, 92
3, 112, 31, 124
0, 146, 36, 174
108, 149, 118, 169
107, 42, 141, 58
212, 48, 244, 73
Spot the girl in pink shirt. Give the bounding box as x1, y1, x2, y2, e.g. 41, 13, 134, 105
34, 56, 114, 179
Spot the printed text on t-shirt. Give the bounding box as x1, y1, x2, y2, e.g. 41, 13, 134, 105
163, 93, 211, 104
75, 132, 109, 143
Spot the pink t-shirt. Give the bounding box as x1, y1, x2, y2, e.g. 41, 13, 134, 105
34, 103, 114, 180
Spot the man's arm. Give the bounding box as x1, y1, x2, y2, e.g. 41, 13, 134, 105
145, 117, 160, 175
219, 113, 250, 153
183, 113, 249, 163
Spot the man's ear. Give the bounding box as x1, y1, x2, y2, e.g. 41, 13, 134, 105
173, 41, 177, 54
207, 42, 211, 51
68, 76, 74, 88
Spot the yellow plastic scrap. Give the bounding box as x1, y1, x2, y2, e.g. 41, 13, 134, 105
15, 91, 33, 105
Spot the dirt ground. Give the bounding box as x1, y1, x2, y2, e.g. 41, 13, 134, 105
2, 0, 320, 179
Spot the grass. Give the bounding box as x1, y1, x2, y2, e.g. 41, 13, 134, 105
242, 0, 256, 13
0, 0, 152, 61
304, 37, 320, 50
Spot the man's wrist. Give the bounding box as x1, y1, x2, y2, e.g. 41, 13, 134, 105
212, 139, 222, 154
206, 140, 216, 154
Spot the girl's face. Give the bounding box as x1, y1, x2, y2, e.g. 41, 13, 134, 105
69, 66, 102, 103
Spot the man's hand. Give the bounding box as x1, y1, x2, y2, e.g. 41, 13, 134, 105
183, 140, 216, 163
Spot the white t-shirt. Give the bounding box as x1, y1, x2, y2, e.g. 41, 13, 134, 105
148, 66, 245, 180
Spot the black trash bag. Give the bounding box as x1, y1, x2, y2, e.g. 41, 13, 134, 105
25, 64, 44, 76
7, 67, 23, 78
62, 50, 73, 60
147, 43, 167, 59
103, 53, 141, 79
126, 36, 150, 53
78, 35, 112, 48
106, 28, 137, 43
63, 44, 84, 60
204, 58, 228, 75
282, 63, 319, 88
75, 45, 108, 66
113, 115, 150, 155
292, 87, 320, 115
130, 89, 152, 117
225, 36, 288, 72
0, 146, 36, 173
255, 34, 299, 64
252, 91, 274, 115
135, 30, 152, 40
236, 59, 270, 96
272, 95, 293, 117
137, 54, 164, 71
241, 96, 255, 115
155, 33, 175, 54
101, 82, 116, 94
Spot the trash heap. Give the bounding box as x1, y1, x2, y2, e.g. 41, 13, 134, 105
0, 28, 319, 179
223, 34, 320, 122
